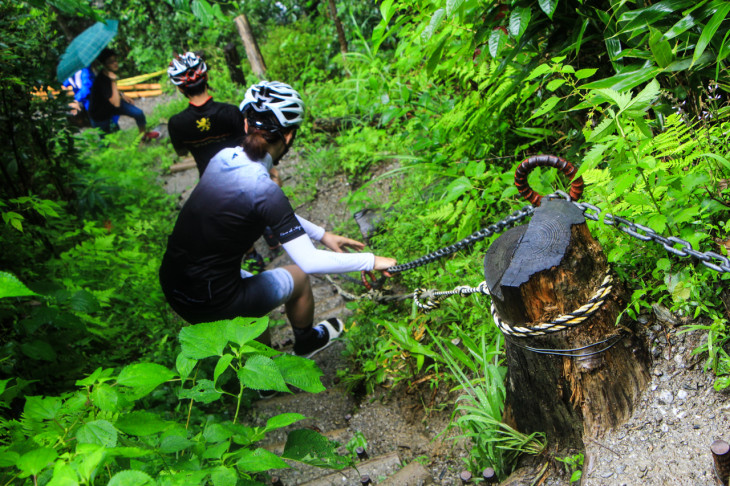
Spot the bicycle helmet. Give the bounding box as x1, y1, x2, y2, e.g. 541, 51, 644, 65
239, 81, 304, 131
168, 52, 208, 88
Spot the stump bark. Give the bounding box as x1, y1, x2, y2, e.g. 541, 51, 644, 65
484, 199, 650, 449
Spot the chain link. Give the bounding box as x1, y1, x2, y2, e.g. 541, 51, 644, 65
564, 191, 730, 274
386, 204, 535, 274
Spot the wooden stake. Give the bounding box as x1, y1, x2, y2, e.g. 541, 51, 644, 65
233, 14, 267, 80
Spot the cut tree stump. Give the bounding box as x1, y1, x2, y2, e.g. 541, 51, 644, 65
484, 198, 650, 450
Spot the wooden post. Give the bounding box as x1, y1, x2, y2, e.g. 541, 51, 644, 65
223, 42, 246, 87
233, 14, 267, 80
484, 198, 650, 450
326, 0, 348, 56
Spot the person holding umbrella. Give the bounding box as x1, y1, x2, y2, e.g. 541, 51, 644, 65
88, 48, 159, 140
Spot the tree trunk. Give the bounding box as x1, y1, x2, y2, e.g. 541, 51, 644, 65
484, 199, 650, 450
233, 15, 267, 80
326, 0, 348, 56
223, 42, 246, 87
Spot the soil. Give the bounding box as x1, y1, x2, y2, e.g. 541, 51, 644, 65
142, 93, 730, 485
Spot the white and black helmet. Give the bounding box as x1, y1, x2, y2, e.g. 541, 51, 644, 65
239, 81, 304, 130
168, 52, 207, 88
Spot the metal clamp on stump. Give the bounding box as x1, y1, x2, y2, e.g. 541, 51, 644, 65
515, 155, 584, 206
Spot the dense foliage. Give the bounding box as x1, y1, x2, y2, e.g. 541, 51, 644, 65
1, 0, 729, 483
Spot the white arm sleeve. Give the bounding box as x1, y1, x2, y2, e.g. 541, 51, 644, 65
295, 215, 325, 241
282, 234, 374, 274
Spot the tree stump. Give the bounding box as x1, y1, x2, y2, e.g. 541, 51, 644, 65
484, 198, 650, 449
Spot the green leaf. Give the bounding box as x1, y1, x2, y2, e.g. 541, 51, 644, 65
47, 461, 79, 485
529, 96, 561, 120
422, 8, 445, 42
488, 28, 508, 58
178, 379, 222, 404
649, 27, 675, 68
203, 442, 230, 460
107, 470, 154, 486
238, 355, 289, 393
24, 395, 62, 420
115, 411, 171, 436
274, 355, 325, 393
17, 447, 58, 476
214, 354, 234, 386
117, 363, 176, 399
76, 420, 117, 447
204, 423, 233, 443
624, 79, 660, 113
575, 68, 598, 80
236, 448, 289, 472
379, 0, 396, 23
68, 290, 99, 313
441, 177, 473, 204
582, 65, 662, 91
91, 383, 120, 412
0, 451, 19, 468
694, 3, 730, 63
546, 79, 566, 91
20, 340, 57, 361
0, 271, 38, 299
538, 0, 557, 19
226, 317, 268, 347
176, 353, 197, 384
282, 429, 351, 469
446, 0, 465, 17
525, 63, 551, 81
587, 116, 617, 142
264, 413, 306, 433
508, 6, 531, 40
210, 466, 238, 486
159, 435, 194, 453
179, 321, 228, 359
649, 215, 668, 235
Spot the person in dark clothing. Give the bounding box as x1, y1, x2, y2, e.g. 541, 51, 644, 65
88, 48, 159, 140
159, 81, 396, 358
167, 52, 247, 176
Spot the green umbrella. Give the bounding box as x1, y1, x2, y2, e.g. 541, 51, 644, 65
56, 20, 118, 84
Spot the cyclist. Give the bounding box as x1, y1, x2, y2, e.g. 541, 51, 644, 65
159, 81, 396, 357
167, 52, 247, 176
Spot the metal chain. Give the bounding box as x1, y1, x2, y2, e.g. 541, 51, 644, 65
541, 191, 730, 274
385, 204, 535, 274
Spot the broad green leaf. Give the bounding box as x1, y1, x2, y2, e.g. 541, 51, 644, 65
91, 383, 120, 412
107, 470, 154, 486
68, 290, 99, 313
649, 214, 668, 234
529, 96, 560, 120
587, 116, 617, 142
274, 355, 325, 393
624, 79, 661, 112
379, 0, 395, 23
546, 79, 566, 91
117, 363, 176, 399
105, 447, 153, 459
115, 411, 171, 436
525, 63, 551, 81
178, 379, 222, 404
0, 451, 19, 468
210, 466, 238, 486
613, 171, 638, 196
75, 444, 106, 483
421, 8, 445, 42
47, 461, 79, 486
508, 6, 531, 40
701, 153, 730, 170
204, 423, 233, 443
575, 68, 598, 80
0, 271, 38, 299
214, 354, 234, 386
76, 420, 117, 447
238, 355, 289, 393
582, 64, 662, 91
226, 317, 268, 347
488, 28, 507, 58
236, 448, 289, 472
633, 117, 653, 138
694, 3, 730, 63
264, 413, 306, 433
20, 340, 56, 361
203, 442, 230, 460
441, 177, 472, 204
538, 0, 557, 19
446, 0, 465, 17
282, 429, 351, 469
24, 395, 62, 420
159, 435, 194, 453
649, 27, 674, 68
176, 353, 197, 384
76, 367, 115, 387
179, 321, 228, 359
17, 447, 58, 476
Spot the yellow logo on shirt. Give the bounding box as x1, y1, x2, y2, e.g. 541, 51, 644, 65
196, 117, 211, 132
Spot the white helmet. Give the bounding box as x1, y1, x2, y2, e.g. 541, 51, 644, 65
239, 81, 304, 129
168, 52, 207, 87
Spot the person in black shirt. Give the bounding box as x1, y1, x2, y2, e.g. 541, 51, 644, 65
159, 81, 397, 358
88, 48, 159, 140
167, 52, 248, 177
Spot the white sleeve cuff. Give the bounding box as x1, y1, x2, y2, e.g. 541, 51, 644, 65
282, 235, 375, 274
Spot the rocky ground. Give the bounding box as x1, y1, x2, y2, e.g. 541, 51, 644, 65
141, 92, 730, 485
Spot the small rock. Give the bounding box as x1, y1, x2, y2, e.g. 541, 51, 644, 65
658, 390, 674, 404
602, 471, 614, 478
677, 390, 688, 400
654, 369, 664, 377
